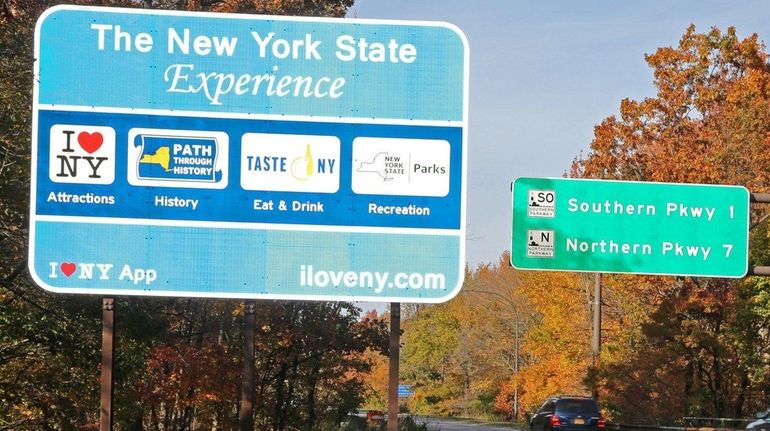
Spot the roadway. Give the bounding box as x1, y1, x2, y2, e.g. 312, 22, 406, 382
414, 416, 519, 431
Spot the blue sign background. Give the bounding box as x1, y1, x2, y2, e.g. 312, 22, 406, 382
35, 110, 463, 229
30, 6, 468, 302
37, 7, 466, 121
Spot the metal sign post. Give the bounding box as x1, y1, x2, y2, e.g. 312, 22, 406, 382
239, 300, 256, 430
591, 273, 601, 399
100, 297, 114, 431
388, 303, 401, 431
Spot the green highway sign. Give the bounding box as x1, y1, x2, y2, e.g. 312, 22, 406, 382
511, 177, 750, 277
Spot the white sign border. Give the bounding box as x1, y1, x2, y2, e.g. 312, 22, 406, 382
510, 176, 750, 278
29, 5, 470, 303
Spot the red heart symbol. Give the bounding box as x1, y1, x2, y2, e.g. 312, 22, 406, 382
60, 262, 76, 277
77, 132, 103, 154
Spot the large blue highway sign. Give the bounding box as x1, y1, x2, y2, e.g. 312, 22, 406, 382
30, 6, 468, 302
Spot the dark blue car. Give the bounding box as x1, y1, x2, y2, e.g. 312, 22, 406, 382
529, 396, 605, 431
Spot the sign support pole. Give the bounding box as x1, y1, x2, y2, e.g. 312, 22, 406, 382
513, 316, 519, 422
388, 303, 401, 431
100, 297, 115, 431
239, 300, 256, 431
591, 273, 601, 398
749, 193, 770, 275
592, 273, 601, 363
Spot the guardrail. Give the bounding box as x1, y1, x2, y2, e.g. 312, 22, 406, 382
608, 423, 690, 431
682, 417, 754, 428
607, 417, 754, 431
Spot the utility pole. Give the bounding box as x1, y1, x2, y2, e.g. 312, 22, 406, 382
388, 303, 400, 431
592, 273, 601, 398
100, 298, 115, 431
513, 316, 519, 423
239, 300, 256, 431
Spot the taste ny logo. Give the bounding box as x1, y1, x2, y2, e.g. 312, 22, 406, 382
240, 133, 340, 193
48, 125, 115, 184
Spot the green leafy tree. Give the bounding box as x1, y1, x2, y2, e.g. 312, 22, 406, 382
401, 300, 461, 415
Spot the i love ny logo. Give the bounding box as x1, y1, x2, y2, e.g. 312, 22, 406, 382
49, 125, 116, 184
59, 262, 76, 277
48, 261, 114, 281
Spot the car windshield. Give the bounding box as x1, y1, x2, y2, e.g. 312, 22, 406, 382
557, 399, 599, 414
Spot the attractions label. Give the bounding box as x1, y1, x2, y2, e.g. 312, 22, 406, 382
30, 6, 469, 302
510, 177, 749, 277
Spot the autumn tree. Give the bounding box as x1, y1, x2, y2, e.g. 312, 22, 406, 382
493, 268, 605, 419
395, 256, 651, 422
398, 256, 538, 419
572, 25, 770, 188
400, 298, 461, 415
572, 25, 770, 422
355, 309, 394, 412
126, 300, 388, 430
393, 25, 770, 426
461, 255, 534, 419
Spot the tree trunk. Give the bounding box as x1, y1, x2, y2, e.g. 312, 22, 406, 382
273, 362, 288, 431
305, 365, 320, 431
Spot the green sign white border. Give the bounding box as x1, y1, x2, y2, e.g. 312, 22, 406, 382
510, 177, 751, 278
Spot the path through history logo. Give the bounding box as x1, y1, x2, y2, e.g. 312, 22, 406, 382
127, 128, 228, 189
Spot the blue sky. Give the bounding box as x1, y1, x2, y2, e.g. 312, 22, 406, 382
347, 0, 770, 268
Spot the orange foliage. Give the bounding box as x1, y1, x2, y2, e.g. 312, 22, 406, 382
351, 309, 390, 409
139, 341, 240, 418
494, 271, 594, 417
573, 26, 770, 192
205, 0, 353, 17
568, 25, 770, 421
391, 25, 770, 423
